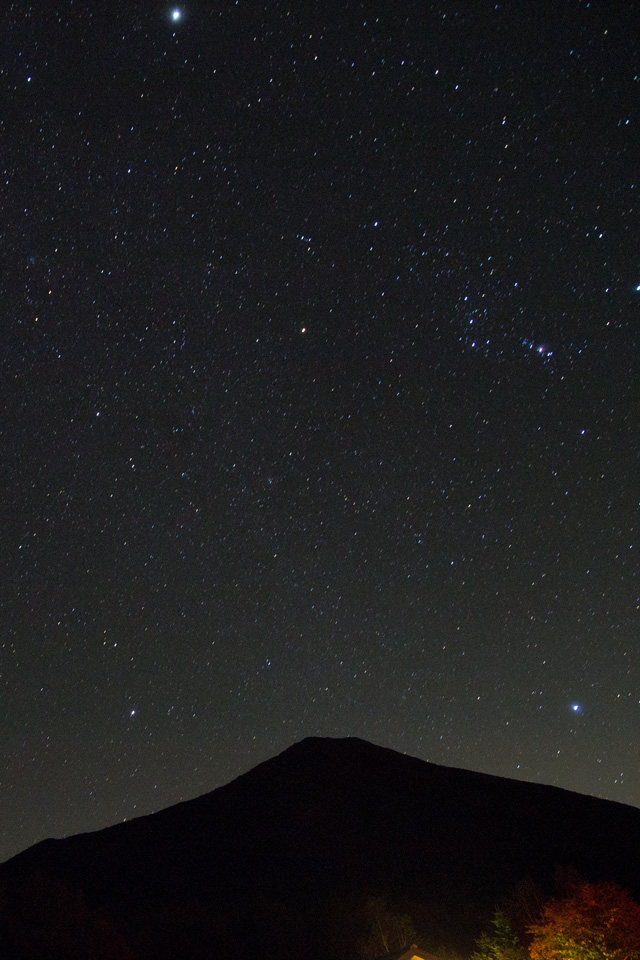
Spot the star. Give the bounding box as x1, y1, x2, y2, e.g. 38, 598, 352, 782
1, 0, 638, 866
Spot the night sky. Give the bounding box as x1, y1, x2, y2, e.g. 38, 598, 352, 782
2, 0, 639, 864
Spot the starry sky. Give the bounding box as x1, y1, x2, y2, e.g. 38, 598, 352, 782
1, 0, 639, 864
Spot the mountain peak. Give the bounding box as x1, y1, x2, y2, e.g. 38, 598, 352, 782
1, 738, 639, 959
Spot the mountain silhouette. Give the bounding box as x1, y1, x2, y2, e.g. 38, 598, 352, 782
1, 737, 638, 959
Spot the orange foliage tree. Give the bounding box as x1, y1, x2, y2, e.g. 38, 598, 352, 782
528, 881, 640, 960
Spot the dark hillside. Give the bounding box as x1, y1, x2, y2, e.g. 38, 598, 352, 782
1, 737, 638, 959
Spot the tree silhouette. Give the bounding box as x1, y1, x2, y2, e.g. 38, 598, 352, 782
7, 870, 134, 960
357, 896, 416, 956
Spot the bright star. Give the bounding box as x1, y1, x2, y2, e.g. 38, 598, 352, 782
571, 703, 580, 712
171, 8, 182, 21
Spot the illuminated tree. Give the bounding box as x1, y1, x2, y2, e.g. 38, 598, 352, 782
528, 881, 640, 960
471, 909, 527, 960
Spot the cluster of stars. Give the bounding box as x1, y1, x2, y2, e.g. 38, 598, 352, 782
0, 1, 637, 864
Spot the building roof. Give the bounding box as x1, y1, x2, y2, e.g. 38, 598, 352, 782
376, 945, 442, 960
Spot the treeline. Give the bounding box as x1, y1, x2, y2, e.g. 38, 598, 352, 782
470, 877, 640, 960
1, 869, 639, 960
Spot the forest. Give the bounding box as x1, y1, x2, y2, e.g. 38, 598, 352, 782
1, 871, 639, 960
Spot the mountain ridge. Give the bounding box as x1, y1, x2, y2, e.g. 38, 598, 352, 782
1, 736, 638, 958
